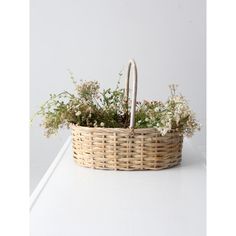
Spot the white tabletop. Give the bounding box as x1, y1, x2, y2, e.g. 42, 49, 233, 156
30, 139, 206, 236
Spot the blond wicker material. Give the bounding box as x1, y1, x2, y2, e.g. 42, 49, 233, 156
71, 125, 183, 170
70, 59, 184, 171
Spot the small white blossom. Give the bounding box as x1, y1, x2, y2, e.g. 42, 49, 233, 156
100, 122, 105, 127
154, 107, 161, 112
76, 111, 81, 116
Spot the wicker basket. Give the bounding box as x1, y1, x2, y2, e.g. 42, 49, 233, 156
71, 59, 183, 170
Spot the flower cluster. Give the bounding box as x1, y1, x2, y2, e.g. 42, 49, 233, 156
135, 85, 200, 136
33, 75, 200, 137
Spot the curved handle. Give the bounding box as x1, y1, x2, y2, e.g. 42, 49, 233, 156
125, 59, 138, 129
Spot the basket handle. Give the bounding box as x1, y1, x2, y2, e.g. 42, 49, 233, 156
125, 59, 138, 129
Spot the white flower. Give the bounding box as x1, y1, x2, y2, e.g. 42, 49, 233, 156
160, 128, 168, 136
145, 118, 149, 122
93, 120, 98, 127
175, 116, 180, 125
100, 122, 105, 127
76, 111, 81, 116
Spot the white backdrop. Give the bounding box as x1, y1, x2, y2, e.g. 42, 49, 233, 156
30, 0, 206, 192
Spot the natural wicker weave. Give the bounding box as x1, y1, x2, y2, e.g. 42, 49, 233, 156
71, 125, 183, 170
71, 59, 184, 170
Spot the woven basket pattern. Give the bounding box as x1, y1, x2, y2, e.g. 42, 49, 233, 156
71, 124, 183, 170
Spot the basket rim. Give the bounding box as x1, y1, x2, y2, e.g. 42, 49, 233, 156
69, 123, 182, 135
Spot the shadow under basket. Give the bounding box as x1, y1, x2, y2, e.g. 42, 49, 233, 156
71, 125, 183, 171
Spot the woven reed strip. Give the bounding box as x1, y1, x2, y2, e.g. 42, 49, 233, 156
71, 124, 183, 171
102, 134, 105, 169
141, 134, 144, 170
155, 132, 158, 169
127, 135, 130, 170
89, 132, 92, 167
114, 132, 117, 170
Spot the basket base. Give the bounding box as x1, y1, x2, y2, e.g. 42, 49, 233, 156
73, 156, 182, 171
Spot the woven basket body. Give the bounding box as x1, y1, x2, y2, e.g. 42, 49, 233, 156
71, 125, 183, 170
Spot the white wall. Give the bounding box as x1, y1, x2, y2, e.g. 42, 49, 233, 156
30, 0, 206, 192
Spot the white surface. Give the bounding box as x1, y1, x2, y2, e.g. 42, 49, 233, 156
30, 140, 206, 236
30, 0, 206, 192
30, 137, 71, 210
